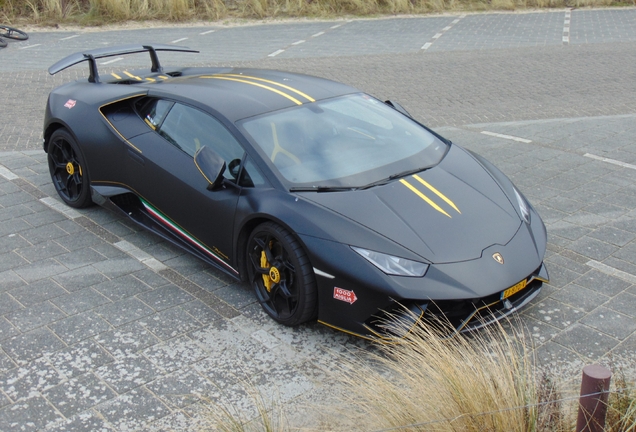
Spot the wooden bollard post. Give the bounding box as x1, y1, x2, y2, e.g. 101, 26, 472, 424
576, 364, 612, 432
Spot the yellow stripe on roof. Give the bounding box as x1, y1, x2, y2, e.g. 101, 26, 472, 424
111, 72, 122, 80
218, 73, 315, 102
400, 179, 451, 218
413, 174, 460, 214
145, 77, 156, 82
123, 71, 142, 81
203, 76, 303, 105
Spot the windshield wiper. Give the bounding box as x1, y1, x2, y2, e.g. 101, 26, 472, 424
290, 186, 357, 193
359, 166, 433, 190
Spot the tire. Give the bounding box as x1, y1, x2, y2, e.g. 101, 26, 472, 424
246, 222, 317, 326
47, 128, 93, 208
0, 26, 28, 41
0, 37, 6, 48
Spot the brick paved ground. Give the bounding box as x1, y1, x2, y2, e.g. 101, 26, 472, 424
1, 9, 636, 430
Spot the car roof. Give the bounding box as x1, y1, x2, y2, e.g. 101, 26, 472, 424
141, 68, 359, 122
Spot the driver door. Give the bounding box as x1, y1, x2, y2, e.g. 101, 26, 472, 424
125, 98, 245, 275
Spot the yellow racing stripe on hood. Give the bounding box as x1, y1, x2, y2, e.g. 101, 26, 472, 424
413, 174, 461, 214
400, 179, 452, 218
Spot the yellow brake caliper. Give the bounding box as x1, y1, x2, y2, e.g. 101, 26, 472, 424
260, 244, 281, 293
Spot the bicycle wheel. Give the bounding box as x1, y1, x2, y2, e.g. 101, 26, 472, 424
0, 37, 6, 48
0, 26, 28, 41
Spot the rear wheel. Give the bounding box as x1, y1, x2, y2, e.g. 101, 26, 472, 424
47, 128, 93, 208
0, 26, 28, 40
246, 222, 317, 326
0, 37, 6, 48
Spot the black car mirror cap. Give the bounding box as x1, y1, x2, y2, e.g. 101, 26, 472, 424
194, 146, 226, 191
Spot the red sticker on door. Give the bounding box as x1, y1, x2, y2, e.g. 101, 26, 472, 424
64, 99, 76, 109
333, 287, 357, 305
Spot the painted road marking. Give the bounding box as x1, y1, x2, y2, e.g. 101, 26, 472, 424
587, 260, 636, 284
330, 24, 342, 29
40, 197, 82, 219
584, 153, 636, 170
291, 40, 305, 45
114, 240, 167, 271
563, 9, 571, 44
171, 37, 188, 43
0, 164, 18, 180
421, 14, 465, 51
18, 44, 41, 49
268, 49, 285, 57
481, 131, 532, 143
199, 29, 216, 35
100, 57, 124, 65
60, 35, 80, 41
312, 31, 325, 37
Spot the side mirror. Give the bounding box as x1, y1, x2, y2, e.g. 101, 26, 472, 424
385, 100, 412, 118
194, 146, 226, 190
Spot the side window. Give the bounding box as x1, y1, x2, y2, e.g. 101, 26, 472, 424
136, 98, 174, 130
238, 156, 267, 188
157, 103, 245, 180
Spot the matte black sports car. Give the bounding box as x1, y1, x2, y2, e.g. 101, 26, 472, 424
44, 44, 548, 340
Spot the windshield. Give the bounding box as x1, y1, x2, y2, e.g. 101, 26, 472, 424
239, 94, 449, 188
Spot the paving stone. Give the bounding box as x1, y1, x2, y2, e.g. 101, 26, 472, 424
131, 269, 170, 289
51, 287, 111, 315
0, 327, 67, 365
93, 275, 153, 302
0, 349, 16, 375
139, 306, 203, 340
580, 306, 636, 340
0, 293, 23, 316
574, 269, 631, 296
0, 395, 62, 432
11, 258, 68, 282
0, 270, 25, 294
604, 292, 636, 318
548, 283, 609, 313
569, 236, 619, 261
44, 411, 117, 432
8, 279, 68, 307
0, 318, 19, 345
97, 297, 155, 328
136, 284, 194, 312
52, 265, 110, 292
588, 225, 636, 247
54, 247, 109, 270
95, 387, 171, 431
521, 299, 586, 330
47, 339, 115, 379
96, 354, 164, 394
143, 335, 208, 373
551, 324, 619, 360
145, 368, 219, 409
0, 252, 28, 273
180, 299, 223, 326
49, 311, 112, 345
4, 301, 66, 333
90, 257, 146, 279
44, 373, 117, 418
0, 357, 64, 401
0, 233, 30, 255
213, 283, 257, 309
94, 322, 161, 359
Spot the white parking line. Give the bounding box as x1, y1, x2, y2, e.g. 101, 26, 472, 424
563, 9, 571, 44
584, 153, 636, 170
18, 44, 41, 49
40, 197, 82, 219
0, 164, 18, 180
114, 240, 167, 271
199, 29, 216, 35
421, 15, 465, 51
60, 35, 80, 41
330, 24, 342, 29
268, 49, 285, 57
291, 40, 305, 45
171, 37, 189, 43
312, 31, 325, 37
587, 260, 636, 284
481, 131, 532, 143
100, 57, 124, 65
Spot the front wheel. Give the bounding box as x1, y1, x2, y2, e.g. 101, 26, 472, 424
246, 222, 317, 326
47, 128, 93, 208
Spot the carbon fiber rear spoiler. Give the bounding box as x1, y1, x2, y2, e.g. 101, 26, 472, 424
48, 44, 199, 83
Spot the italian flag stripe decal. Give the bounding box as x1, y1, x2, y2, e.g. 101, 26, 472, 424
140, 199, 238, 275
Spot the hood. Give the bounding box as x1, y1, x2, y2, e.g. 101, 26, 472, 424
301, 145, 521, 263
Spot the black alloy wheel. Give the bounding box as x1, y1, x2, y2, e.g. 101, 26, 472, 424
47, 128, 92, 208
247, 222, 317, 326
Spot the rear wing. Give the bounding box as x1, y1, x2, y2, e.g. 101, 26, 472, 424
48, 44, 199, 83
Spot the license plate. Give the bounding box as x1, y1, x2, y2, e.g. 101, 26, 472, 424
501, 279, 527, 300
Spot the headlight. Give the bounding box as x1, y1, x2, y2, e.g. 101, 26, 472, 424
514, 187, 531, 224
351, 247, 429, 277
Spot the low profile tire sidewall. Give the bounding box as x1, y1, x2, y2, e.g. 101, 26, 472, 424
47, 128, 92, 209
247, 222, 317, 326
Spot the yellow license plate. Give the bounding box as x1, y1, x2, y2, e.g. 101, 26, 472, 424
501, 279, 527, 300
